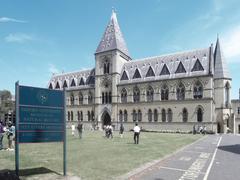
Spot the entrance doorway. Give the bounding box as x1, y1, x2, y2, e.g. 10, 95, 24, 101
101, 111, 111, 127
217, 122, 223, 133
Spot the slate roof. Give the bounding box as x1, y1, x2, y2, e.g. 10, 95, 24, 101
95, 10, 130, 57
119, 47, 211, 84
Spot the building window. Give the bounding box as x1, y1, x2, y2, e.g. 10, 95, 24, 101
138, 110, 142, 122
79, 78, 85, 86
167, 109, 172, 122
193, 81, 203, 99
225, 82, 230, 107
148, 109, 152, 122
160, 64, 170, 75
238, 107, 240, 114
70, 79, 76, 87
102, 92, 105, 104
55, 81, 60, 89
91, 111, 94, 121
183, 108, 188, 122
70, 111, 73, 121
133, 68, 141, 79
197, 107, 203, 122
161, 84, 169, 100
121, 88, 127, 103
63, 80, 68, 88
175, 61, 186, 74
49, 83, 53, 89
146, 66, 155, 77
133, 86, 140, 102
162, 109, 166, 122
132, 110, 137, 122
119, 110, 123, 122
104, 62, 110, 74
154, 109, 158, 122
67, 111, 70, 121
87, 111, 91, 121
79, 92, 83, 105
109, 92, 112, 103
124, 110, 128, 122
191, 59, 204, 72
70, 93, 74, 105
177, 83, 185, 100
121, 70, 129, 80
147, 86, 154, 102
77, 111, 80, 121
80, 111, 83, 121
88, 92, 93, 104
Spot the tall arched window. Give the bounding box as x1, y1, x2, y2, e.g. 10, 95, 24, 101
193, 81, 203, 99
91, 111, 94, 121
161, 84, 169, 100
102, 92, 105, 104
162, 109, 166, 122
79, 92, 83, 105
70, 93, 74, 105
167, 109, 172, 122
177, 83, 185, 100
77, 111, 80, 121
148, 109, 152, 122
154, 109, 158, 122
88, 92, 93, 104
133, 86, 140, 102
121, 88, 127, 103
197, 107, 203, 122
225, 82, 230, 107
80, 111, 83, 121
70, 111, 73, 121
124, 110, 128, 122
147, 86, 154, 102
132, 110, 137, 122
183, 108, 188, 122
119, 110, 123, 122
138, 110, 142, 122
104, 61, 110, 74
67, 111, 70, 121
87, 111, 91, 121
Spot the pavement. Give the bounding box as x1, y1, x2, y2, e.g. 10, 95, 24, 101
124, 134, 240, 180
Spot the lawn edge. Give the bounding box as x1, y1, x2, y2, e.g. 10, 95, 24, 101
117, 135, 208, 180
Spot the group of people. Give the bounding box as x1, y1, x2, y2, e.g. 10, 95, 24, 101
104, 124, 113, 138
0, 121, 15, 151
193, 124, 207, 135
71, 122, 83, 139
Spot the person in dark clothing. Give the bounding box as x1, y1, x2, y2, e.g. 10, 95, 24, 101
119, 124, 124, 138
77, 122, 83, 139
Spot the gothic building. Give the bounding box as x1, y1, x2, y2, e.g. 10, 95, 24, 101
48, 11, 233, 133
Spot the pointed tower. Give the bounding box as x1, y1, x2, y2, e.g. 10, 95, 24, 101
213, 37, 232, 133
94, 11, 131, 128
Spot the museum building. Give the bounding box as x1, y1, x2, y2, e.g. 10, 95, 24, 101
48, 11, 233, 133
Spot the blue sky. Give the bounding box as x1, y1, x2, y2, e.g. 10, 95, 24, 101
0, 0, 239, 99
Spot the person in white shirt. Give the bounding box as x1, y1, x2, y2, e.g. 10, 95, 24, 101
133, 123, 140, 144
71, 123, 76, 136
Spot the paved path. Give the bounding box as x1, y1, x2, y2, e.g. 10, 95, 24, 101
127, 134, 240, 180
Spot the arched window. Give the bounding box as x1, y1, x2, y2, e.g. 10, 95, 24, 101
162, 109, 166, 122
91, 111, 94, 121
154, 109, 158, 122
124, 110, 128, 122
77, 111, 80, 121
197, 108, 203, 122
177, 83, 185, 100
109, 92, 112, 103
147, 86, 154, 102
167, 109, 172, 122
104, 62, 110, 74
119, 110, 123, 122
133, 86, 140, 102
88, 92, 93, 104
67, 111, 70, 121
80, 111, 83, 121
132, 110, 137, 122
148, 109, 152, 122
79, 92, 83, 105
193, 81, 203, 99
121, 88, 127, 103
102, 92, 105, 104
138, 110, 142, 122
183, 108, 188, 122
225, 82, 230, 107
87, 111, 91, 121
70, 111, 73, 121
161, 84, 169, 100
70, 93, 74, 105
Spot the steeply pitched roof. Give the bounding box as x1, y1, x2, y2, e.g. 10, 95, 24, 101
95, 10, 130, 57
213, 37, 230, 79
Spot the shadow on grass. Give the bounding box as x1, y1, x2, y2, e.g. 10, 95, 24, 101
0, 167, 61, 180
218, 144, 240, 155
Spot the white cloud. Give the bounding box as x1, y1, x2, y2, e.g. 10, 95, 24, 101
48, 64, 60, 75
222, 25, 240, 61
0, 17, 27, 23
5, 33, 34, 43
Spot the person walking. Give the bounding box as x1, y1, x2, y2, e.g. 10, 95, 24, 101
133, 123, 140, 144
119, 124, 124, 138
77, 122, 83, 139
71, 123, 76, 136
7, 123, 15, 151
0, 121, 5, 150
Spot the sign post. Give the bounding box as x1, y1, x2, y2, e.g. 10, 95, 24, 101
15, 83, 66, 176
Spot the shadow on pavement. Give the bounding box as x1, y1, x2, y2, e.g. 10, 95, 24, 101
218, 144, 240, 155
0, 167, 61, 180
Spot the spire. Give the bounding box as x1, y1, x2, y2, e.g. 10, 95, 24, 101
213, 37, 230, 79
95, 10, 130, 57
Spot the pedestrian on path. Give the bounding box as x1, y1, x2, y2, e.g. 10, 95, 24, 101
133, 123, 140, 144
6, 123, 15, 151
77, 122, 83, 139
119, 124, 124, 138
71, 123, 76, 136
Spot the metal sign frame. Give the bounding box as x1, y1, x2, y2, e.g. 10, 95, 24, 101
15, 82, 66, 176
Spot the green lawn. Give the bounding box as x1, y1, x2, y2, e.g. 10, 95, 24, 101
0, 130, 201, 180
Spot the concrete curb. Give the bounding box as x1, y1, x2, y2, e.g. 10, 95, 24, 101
117, 135, 208, 180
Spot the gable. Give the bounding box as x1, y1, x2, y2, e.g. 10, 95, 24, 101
49, 83, 53, 89
121, 70, 129, 80
79, 78, 85, 85
55, 82, 60, 89
146, 66, 155, 77
133, 69, 141, 79
191, 59, 204, 72
63, 80, 68, 88
175, 62, 186, 74
70, 79, 76, 87
160, 64, 170, 75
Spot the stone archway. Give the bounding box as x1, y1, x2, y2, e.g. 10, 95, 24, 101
101, 111, 111, 127
217, 121, 224, 133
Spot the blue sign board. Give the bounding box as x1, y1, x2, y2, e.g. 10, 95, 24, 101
18, 85, 65, 143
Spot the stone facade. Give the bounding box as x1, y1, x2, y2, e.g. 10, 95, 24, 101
48, 11, 233, 133
231, 98, 240, 134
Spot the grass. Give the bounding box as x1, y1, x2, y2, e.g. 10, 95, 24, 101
0, 130, 201, 180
